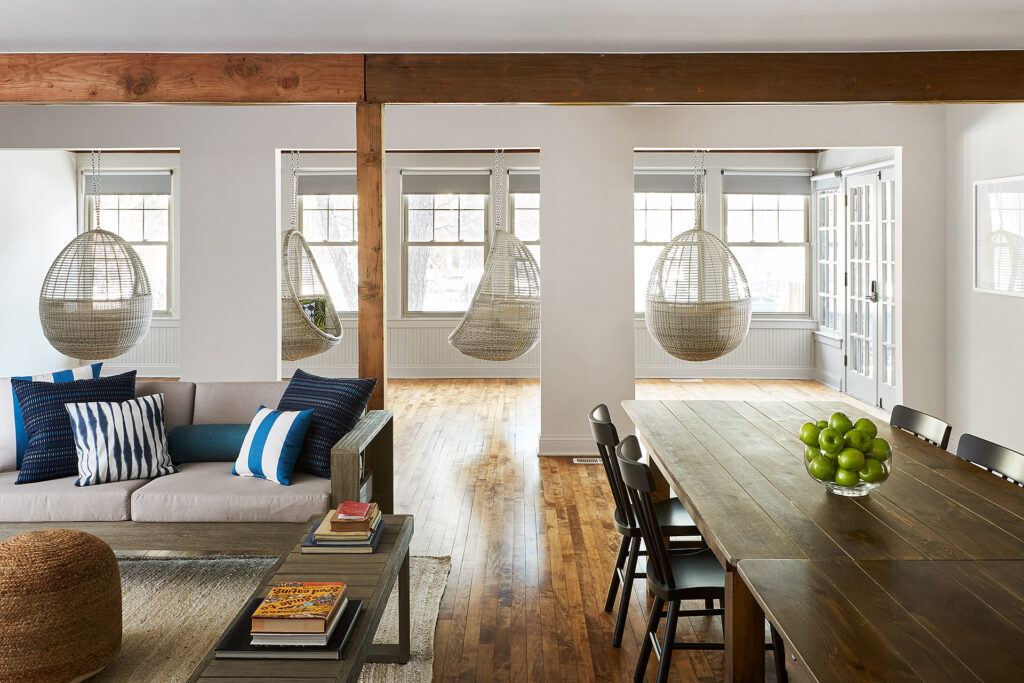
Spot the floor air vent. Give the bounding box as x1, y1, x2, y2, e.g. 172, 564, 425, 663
573, 457, 603, 465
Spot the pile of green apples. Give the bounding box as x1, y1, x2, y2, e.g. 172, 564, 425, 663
799, 412, 892, 489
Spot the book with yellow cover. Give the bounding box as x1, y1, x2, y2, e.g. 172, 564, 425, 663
250, 582, 347, 634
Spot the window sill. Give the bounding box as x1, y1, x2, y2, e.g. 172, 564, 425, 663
813, 330, 844, 348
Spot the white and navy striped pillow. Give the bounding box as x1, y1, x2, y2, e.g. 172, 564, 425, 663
233, 406, 315, 486
65, 394, 177, 487
0, 363, 102, 472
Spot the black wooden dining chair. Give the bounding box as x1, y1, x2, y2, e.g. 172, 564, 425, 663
890, 404, 952, 449
956, 433, 1024, 485
616, 435, 787, 683
589, 404, 703, 648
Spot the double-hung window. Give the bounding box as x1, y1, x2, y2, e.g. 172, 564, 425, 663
508, 171, 540, 264
724, 172, 811, 315
297, 173, 359, 313
633, 172, 698, 313
85, 171, 173, 314
402, 171, 490, 314
813, 176, 843, 332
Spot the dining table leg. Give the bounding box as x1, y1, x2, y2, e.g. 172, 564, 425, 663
725, 567, 765, 682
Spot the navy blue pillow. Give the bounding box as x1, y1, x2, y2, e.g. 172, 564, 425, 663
277, 369, 376, 478
167, 424, 250, 464
13, 371, 137, 484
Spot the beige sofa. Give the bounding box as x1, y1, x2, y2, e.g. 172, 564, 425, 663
0, 381, 393, 528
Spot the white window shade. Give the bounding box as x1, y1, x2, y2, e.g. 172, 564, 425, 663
84, 172, 172, 195
401, 171, 491, 195
508, 171, 540, 193
634, 172, 702, 193
723, 172, 811, 195
297, 173, 357, 195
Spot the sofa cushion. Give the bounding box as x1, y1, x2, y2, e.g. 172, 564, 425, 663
136, 381, 195, 431
0, 362, 102, 473
0, 470, 147, 521
192, 382, 287, 424
14, 372, 137, 485
167, 424, 249, 464
130, 462, 330, 523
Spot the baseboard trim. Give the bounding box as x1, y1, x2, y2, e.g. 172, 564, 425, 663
814, 368, 843, 391
635, 366, 816, 380
538, 435, 596, 457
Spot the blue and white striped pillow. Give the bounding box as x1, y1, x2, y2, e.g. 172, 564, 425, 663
0, 363, 102, 472
65, 394, 178, 487
233, 406, 315, 486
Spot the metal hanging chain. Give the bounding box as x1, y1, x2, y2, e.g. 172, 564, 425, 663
92, 150, 102, 230
290, 150, 300, 233
693, 148, 706, 232
494, 149, 505, 232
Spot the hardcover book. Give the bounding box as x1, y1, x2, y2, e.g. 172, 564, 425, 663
250, 582, 347, 633
301, 520, 385, 554
214, 598, 361, 660
336, 500, 372, 520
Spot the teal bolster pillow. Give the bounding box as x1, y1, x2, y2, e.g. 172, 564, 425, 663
167, 424, 250, 464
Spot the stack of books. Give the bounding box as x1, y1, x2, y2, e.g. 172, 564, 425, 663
301, 501, 384, 554
214, 582, 361, 659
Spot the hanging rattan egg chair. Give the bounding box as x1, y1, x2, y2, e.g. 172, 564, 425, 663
281, 152, 343, 361
39, 152, 153, 360
644, 151, 751, 362
449, 151, 541, 361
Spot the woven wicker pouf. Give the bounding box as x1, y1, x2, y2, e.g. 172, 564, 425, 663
0, 529, 121, 682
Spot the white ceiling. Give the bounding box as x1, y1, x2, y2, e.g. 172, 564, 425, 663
4, 0, 1024, 53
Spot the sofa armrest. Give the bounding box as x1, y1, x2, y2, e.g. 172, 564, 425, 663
329, 410, 394, 513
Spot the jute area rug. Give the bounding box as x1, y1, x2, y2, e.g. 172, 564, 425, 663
91, 555, 451, 683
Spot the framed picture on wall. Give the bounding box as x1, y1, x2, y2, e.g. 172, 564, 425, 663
975, 175, 1024, 297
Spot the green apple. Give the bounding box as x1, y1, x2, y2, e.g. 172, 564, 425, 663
859, 458, 886, 483
835, 467, 860, 487
799, 422, 822, 447
837, 448, 866, 471
854, 418, 878, 439
867, 438, 891, 459
808, 455, 837, 482
844, 428, 872, 453
804, 445, 820, 462
815, 420, 829, 430
818, 427, 844, 454
830, 412, 854, 435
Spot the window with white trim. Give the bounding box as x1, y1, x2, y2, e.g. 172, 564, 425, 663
402, 172, 490, 314
86, 172, 173, 314
633, 172, 699, 313
724, 173, 811, 315
508, 171, 540, 265
814, 183, 843, 332
297, 174, 358, 314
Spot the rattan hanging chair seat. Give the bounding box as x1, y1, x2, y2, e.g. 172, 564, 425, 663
281, 229, 343, 362
449, 229, 541, 362
645, 229, 752, 362
39, 229, 153, 360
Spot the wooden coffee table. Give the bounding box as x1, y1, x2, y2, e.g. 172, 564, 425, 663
188, 514, 414, 683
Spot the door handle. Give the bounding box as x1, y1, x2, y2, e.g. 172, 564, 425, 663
867, 280, 879, 303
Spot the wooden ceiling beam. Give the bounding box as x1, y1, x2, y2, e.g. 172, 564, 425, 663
365, 52, 1024, 104
0, 53, 364, 103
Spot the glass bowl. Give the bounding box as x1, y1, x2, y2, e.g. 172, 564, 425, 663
803, 445, 893, 497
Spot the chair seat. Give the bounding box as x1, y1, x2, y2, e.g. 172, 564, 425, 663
614, 497, 699, 537
649, 547, 724, 601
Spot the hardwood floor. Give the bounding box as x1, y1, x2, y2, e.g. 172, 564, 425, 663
390, 379, 875, 682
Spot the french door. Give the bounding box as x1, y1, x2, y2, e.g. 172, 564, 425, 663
844, 168, 898, 409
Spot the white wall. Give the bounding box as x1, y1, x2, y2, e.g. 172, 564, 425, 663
945, 104, 1024, 454
0, 103, 948, 454
0, 150, 78, 376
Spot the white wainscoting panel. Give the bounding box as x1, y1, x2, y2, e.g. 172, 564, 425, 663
103, 320, 180, 377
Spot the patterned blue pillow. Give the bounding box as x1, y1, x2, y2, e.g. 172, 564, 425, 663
233, 406, 314, 485
277, 369, 377, 478
66, 393, 177, 486
12, 371, 137, 484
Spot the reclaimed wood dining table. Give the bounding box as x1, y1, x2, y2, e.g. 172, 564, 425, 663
622, 399, 1024, 682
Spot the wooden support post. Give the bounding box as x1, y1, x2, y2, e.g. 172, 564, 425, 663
725, 567, 766, 683
357, 101, 386, 410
